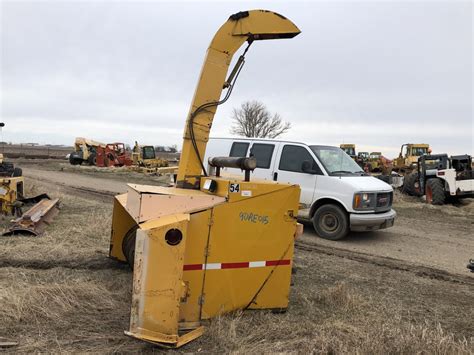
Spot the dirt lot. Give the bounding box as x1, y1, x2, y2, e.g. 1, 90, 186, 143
301, 194, 474, 275
19, 159, 474, 275
0, 159, 473, 353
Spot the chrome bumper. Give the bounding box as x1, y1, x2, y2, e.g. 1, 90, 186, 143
350, 209, 396, 232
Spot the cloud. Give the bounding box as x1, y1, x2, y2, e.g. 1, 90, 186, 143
1, 1, 472, 158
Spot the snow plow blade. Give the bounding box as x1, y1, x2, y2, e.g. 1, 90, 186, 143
3, 197, 60, 236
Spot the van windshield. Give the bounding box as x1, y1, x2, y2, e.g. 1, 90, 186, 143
310, 146, 364, 175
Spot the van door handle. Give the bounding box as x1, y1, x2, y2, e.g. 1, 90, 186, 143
273, 172, 278, 181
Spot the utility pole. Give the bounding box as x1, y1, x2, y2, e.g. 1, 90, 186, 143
0, 122, 4, 153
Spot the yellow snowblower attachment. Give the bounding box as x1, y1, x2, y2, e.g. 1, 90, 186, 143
109, 10, 301, 348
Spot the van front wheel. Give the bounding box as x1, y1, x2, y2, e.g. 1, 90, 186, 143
312, 204, 349, 241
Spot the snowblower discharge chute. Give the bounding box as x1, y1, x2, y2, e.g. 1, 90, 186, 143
109, 9, 302, 348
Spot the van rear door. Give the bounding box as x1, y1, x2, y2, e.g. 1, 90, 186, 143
273, 144, 320, 206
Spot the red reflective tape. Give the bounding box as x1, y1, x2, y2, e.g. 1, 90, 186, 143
183, 264, 203, 271
183, 259, 291, 271
266, 259, 291, 266
221, 262, 249, 269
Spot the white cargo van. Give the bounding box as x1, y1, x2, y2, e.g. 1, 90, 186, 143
204, 138, 396, 240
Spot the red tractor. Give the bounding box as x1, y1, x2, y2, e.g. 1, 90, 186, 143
95, 143, 132, 167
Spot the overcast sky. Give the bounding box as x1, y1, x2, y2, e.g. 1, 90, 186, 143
1, 0, 472, 157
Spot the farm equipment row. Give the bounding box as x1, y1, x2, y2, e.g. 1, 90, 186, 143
68, 137, 170, 172
341, 143, 473, 205
341, 143, 430, 175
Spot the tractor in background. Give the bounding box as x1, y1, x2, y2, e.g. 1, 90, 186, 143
131, 142, 168, 169
402, 154, 474, 204
367, 152, 392, 174
393, 143, 430, 174
357, 151, 369, 169
340, 144, 356, 160
96, 143, 132, 167
374, 144, 430, 187
69, 137, 106, 166
368, 152, 382, 172
69, 138, 132, 167
0, 154, 22, 177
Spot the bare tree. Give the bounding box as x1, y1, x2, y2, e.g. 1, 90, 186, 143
230, 101, 291, 138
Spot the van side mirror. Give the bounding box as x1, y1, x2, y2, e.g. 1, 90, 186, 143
301, 160, 314, 174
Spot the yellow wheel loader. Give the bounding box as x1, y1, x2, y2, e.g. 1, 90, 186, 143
109, 10, 302, 348
393, 143, 430, 174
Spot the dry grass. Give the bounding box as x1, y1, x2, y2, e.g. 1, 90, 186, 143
0, 267, 135, 352
0, 180, 473, 353
0, 190, 112, 269
201, 280, 472, 354
0, 187, 136, 352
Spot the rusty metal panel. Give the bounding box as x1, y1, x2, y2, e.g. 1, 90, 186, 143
125, 184, 225, 223
4, 198, 60, 236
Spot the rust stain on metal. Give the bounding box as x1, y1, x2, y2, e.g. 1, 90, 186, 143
3, 198, 60, 236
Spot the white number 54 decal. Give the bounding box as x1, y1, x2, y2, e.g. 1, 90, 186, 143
229, 183, 240, 193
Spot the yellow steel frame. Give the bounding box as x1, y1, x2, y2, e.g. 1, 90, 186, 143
108, 9, 302, 348
0, 177, 24, 215
110, 178, 301, 347
177, 10, 300, 187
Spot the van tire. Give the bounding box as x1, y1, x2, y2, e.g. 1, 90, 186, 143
312, 204, 349, 241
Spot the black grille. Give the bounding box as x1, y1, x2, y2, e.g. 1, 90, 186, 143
376, 192, 392, 210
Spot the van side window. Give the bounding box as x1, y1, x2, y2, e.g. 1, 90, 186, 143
279, 145, 322, 174
250, 143, 274, 169
229, 142, 249, 157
